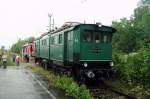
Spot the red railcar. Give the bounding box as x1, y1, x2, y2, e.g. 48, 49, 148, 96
22, 43, 35, 62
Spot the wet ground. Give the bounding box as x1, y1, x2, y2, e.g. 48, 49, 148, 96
0, 65, 70, 99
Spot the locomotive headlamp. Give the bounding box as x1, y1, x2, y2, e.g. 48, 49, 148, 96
83, 62, 88, 67
110, 62, 114, 67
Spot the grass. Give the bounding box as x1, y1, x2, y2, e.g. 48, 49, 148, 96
27, 65, 93, 99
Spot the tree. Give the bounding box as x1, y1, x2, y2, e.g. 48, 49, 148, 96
138, 0, 150, 6
112, 0, 150, 53
11, 37, 35, 53
112, 18, 138, 53
134, 4, 150, 48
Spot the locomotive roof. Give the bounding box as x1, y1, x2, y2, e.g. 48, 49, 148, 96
34, 23, 116, 41
50, 24, 116, 34
35, 32, 50, 40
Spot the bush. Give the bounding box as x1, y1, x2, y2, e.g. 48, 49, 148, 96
113, 49, 150, 98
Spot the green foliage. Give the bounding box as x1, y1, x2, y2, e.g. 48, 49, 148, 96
112, 18, 138, 53
138, 0, 150, 6
113, 49, 150, 98
112, 1, 150, 97
112, 0, 150, 53
134, 5, 150, 49
29, 66, 93, 99
11, 37, 34, 53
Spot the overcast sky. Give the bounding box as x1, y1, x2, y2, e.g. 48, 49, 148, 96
0, 0, 139, 49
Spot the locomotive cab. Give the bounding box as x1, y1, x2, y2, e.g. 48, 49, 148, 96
76, 24, 116, 79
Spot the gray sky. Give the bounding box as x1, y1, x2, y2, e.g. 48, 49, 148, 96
0, 0, 139, 49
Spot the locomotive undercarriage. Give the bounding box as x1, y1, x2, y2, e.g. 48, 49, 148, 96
85, 62, 113, 77
35, 57, 52, 70
67, 61, 114, 83
75, 68, 114, 81
35, 57, 114, 82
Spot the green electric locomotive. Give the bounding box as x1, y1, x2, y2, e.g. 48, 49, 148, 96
34, 22, 116, 80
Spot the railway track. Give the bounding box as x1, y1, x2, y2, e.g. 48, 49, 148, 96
87, 80, 137, 99
49, 67, 137, 99
29, 64, 138, 99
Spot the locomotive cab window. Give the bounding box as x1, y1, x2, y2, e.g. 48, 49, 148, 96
83, 32, 93, 42
94, 32, 101, 43
103, 33, 112, 43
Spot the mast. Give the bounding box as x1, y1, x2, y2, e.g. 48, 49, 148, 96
48, 13, 53, 32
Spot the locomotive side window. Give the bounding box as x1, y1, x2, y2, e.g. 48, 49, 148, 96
51, 37, 54, 44
59, 34, 63, 44
47, 39, 49, 46
83, 32, 92, 42
70, 31, 73, 40
55, 36, 58, 44
68, 32, 71, 41
41, 40, 43, 45
54, 36, 56, 44
44, 39, 47, 46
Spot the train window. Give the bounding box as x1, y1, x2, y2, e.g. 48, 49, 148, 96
51, 37, 54, 44
103, 35, 107, 43
42, 40, 44, 45
83, 32, 92, 42
44, 39, 47, 46
47, 39, 49, 45
108, 34, 112, 42
103, 34, 112, 43
59, 34, 63, 44
68, 31, 73, 41
70, 31, 73, 40
94, 32, 101, 43
54, 36, 58, 44
56, 36, 59, 44
68, 33, 70, 40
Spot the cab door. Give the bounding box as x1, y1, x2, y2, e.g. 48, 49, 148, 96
64, 31, 74, 62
